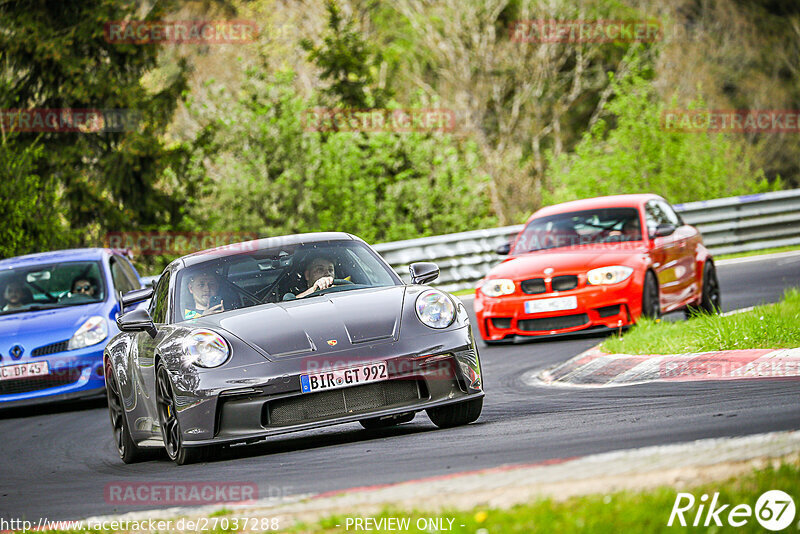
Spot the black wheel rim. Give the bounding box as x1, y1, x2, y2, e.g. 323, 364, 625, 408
156, 367, 180, 460
105, 364, 126, 457
707, 268, 721, 310
645, 277, 659, 317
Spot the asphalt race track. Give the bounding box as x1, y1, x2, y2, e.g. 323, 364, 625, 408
1, 254, 799, 521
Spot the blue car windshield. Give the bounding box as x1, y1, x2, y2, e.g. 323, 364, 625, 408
0, 261, 105, 316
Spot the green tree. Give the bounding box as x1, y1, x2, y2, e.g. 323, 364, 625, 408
0, 134, 67, 259
191, 70, 494, 243
0, 0, 200, 247
545, 65, 777, 205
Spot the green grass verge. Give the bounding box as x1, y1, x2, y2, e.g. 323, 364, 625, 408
451, 288, 475, 297
287, 458, 799, 533
716, 243, 800, 260
602, 288, 800, 355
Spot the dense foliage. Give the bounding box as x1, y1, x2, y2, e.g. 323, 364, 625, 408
2, 0, 797, 269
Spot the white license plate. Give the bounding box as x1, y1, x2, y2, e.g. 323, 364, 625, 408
524, 296, 578, 314
300, 361, 388, 393
0, 361, 49, 381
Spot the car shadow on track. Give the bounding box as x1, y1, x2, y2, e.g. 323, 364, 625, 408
0, 396, 106, 420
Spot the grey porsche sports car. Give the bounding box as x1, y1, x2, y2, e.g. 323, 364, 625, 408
104, 232, 484, 464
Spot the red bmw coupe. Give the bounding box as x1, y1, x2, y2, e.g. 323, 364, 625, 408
474, 194, 721, 343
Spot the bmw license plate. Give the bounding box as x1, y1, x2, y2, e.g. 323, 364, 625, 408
0, 361, 49, 381
300, 361, 388, 393
524, 296, 578, 314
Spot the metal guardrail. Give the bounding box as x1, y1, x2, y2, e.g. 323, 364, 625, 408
374, 189, 800, 293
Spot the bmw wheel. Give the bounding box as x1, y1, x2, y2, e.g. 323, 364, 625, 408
641, 271, 661, 319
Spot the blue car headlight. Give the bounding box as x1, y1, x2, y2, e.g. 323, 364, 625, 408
415, 289, 456, 329
182, 330, 230, 368
68, 316, 109, 350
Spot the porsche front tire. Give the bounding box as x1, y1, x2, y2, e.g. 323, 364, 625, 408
156, 364, 217, 466
427, 397, 483, 429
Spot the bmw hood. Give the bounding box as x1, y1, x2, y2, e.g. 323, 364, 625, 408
490, 245, 647, 279
203, 286, 406, 359
0, 302, 110, 360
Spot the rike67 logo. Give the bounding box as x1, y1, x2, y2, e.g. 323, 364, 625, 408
668, 490, 796, 531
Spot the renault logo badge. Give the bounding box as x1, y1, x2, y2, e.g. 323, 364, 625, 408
10, 345, 24, 360
327, 340, 338, 347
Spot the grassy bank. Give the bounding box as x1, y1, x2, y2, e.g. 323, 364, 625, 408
716, 244, 800, 261
290, 458, 799, 533
602, 288, 800, 355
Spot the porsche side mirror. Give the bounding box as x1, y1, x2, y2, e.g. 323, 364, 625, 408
495, 242, 511, 255
117, 307, 157, 338
651, 223, 676, 238
409, 262, 440, 285
120, 287, 154, 312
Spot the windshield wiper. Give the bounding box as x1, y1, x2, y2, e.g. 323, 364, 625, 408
0, 304, 62, 316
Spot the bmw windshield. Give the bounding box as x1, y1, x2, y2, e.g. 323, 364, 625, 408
513, 207, 643, 254
0, 261, 106, 316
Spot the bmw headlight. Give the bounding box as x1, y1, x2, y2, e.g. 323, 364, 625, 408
480, 278, 515, 297
587, 266, 634, 285
68, 316, 108, 350
415, 289, 456, 329
182, 330, 230, 368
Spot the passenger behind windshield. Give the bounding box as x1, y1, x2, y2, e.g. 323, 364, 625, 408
70, 276, 99, 298
2, 279, 32, 311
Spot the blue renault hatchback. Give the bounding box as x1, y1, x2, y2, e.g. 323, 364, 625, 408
0, 249, 144, 408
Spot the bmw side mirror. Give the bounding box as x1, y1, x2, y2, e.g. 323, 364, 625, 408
409, 262, 439, 285
651, 223, 676, 238
117, 307, 157, 338
495, 242, 511, 255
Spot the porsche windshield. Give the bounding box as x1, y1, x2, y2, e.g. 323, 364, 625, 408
514, 207, 643, 253
0, 261, 106, 316
174, 239, 400, 322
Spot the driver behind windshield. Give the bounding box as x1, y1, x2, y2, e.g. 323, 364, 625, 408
184, 272, 225, 319
71, 276, 98, 298
2, 279, 32, 311
295, 255, 336, 299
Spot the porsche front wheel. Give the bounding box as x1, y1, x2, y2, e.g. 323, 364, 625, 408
156, 364, 214, 465
427, 397, 483, 429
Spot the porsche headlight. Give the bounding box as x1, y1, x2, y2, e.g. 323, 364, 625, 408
587, 266, 634, 285
415, 289, 456, 329
182, 330, 230, 368
480, 278, 515, 297
68, 316, 108, 350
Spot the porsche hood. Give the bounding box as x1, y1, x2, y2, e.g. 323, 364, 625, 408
199, 286, 405, 358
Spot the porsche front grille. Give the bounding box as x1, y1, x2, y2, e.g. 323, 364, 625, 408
263, 380, 423, 426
